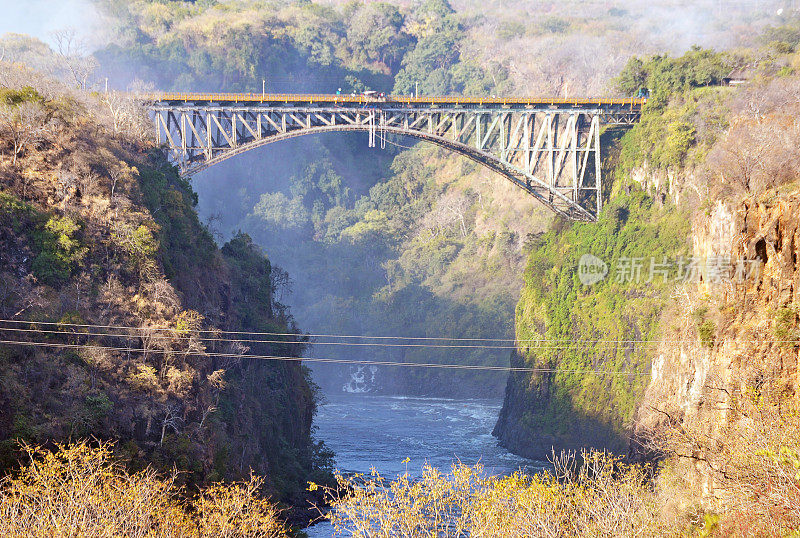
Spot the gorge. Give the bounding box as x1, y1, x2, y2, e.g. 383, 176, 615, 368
1, 0, 799, 535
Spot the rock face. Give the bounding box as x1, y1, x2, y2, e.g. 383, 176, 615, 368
493, 351, 628, 460
492, 351, 556, 460
634, 194, 800, 501
491, 190, 688, 460
493, 172, 800, 482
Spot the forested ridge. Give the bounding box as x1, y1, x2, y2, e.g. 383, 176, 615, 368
0, 61, 331, 526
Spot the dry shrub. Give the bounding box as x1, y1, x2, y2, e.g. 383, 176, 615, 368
324, 451, 666, 537
0, 441, 286, 538
194, 475, 286, 538
654, 375, 800, 536
707, 77, 800, 198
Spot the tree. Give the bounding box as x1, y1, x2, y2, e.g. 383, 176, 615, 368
108, 160, 139, 201
346, 3, 411, 73
52, 29, 97, 90
615, 57, 647, 95
0, 100, 53, 166
101, 89, 151, 141
159, 403, 183, 446
250, 192, 310, 232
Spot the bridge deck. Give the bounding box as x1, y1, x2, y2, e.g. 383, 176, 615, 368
149, 92, 645, 110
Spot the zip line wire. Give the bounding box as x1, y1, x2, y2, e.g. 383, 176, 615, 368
0, 326, 678, 350
0, 326, 522, 350
0, 319, 792, 376
0, 318, 527, 341
1, 319, 798, 345
0, 339, 650, 376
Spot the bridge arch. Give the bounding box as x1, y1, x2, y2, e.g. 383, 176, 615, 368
150, 94, 643, 221
185, 124, 592, 221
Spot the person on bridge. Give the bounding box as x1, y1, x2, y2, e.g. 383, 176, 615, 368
336, 88, 341, 95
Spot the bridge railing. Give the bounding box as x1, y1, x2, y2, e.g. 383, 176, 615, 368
146, 92, 646, 108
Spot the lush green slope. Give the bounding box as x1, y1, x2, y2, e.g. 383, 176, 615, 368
494, 47, 743, 457
494, 190, 690, 456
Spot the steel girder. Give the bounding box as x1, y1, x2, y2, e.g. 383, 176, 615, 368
151, 104, 626, 221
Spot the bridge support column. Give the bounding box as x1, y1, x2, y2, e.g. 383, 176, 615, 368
572, 114, 578, 202
595, 116, 602, 215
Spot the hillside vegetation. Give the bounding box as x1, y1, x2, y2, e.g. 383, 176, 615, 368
0, 62, 331, 522
494, 47, 732, 457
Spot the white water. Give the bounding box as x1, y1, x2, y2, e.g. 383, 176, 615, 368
341, 365, 379, 393
304, 393, 544, 536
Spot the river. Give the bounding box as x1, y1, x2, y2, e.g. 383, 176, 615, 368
304, 393, 544, 537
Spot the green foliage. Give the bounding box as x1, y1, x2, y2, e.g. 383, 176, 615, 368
615, 46, 729, 103
761, 21, 800, 53
112, 223, 159, 277
512, 190, 690, 440
619, 86, 729, 172
774, 305, 799, 345
0, 86, 44, 106
220, 232, 276, 329
340, 209, 391, 243
345, 2, 412, 73
0, 193, 86, 287
496, 20, 526, 40
614, 48, 733, 175
129, 364, 159, 392
252, 192, 310, 232
95, 0, 395, 93
540, 16, 570, 34
31, 217, 83, 286
615, 57, 647, 95
758, 446, 800, 481
85, 392, 114, 422
296, 161, 350, 206
136, 155, 215, 280
392, 0, 506, 95
696, 318, 716, 349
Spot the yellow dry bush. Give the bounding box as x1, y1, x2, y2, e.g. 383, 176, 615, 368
656, 379, 800, 536
0, 441, 286, 538
325, 451, 667, 537
194, 474, 286, 538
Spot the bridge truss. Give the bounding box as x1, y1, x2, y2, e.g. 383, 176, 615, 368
150, 94, 642, 221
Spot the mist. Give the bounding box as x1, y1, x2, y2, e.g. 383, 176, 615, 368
0, 0, 100, 48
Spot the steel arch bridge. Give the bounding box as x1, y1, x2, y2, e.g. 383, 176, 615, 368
148, 93, 644, 221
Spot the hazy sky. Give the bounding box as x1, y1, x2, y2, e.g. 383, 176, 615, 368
0, 0, 99, 47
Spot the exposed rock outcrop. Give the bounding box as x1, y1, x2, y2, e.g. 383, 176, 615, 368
634, 193, 800, 504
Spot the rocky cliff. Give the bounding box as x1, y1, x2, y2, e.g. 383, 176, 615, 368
634, 192, 800, 507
